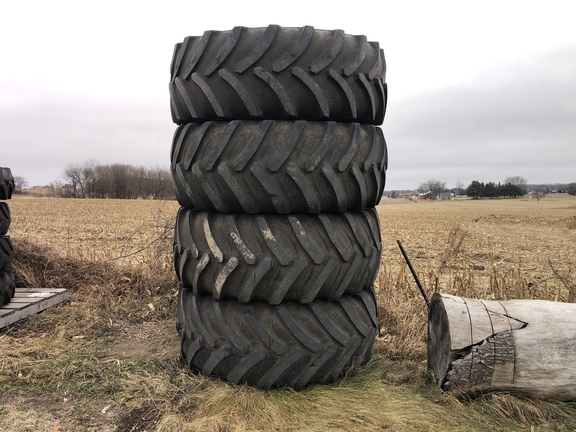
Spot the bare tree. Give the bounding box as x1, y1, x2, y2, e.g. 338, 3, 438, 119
504, 176, 528, 194
62, 163, 83, 198
13, 176, 29, 193
147, 167, 173, 199
419, 179, 446, 199
58, 160, 174, 200
82, 158, 99, 198
48, 180, 65, 198
455, 181, 465, 197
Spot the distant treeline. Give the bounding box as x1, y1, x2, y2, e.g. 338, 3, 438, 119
51, 160, 175, 200
466, 181, 524, 199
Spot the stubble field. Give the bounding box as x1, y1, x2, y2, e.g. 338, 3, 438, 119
1, 193, 575, 431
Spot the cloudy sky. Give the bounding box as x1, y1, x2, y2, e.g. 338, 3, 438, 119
1, 0, 575, 190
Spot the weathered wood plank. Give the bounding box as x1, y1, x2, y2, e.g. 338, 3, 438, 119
0, 309, 15, 318
5, 297, 39, 303
14, 288, 67, 293
0, 288, 69, 329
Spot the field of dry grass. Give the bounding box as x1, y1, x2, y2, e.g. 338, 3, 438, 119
1, 193, 575, 431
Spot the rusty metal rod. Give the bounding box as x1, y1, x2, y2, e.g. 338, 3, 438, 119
397, 240, 430, 308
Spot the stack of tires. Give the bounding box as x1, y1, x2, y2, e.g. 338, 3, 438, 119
0, 167, 15, 306
169, 26, 387, 390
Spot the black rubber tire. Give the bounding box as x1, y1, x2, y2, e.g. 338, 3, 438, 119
0, 269, 15, 306
0, 236, 14, 271
173, 208, 381, 304
171, 120, 387, 214
0, 203, 10, 235
0, 168, 14, 200
169, 26, 387, 124
177, 285, 378, 390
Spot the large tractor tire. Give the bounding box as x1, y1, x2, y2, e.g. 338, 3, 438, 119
177, 286, 378, 390
169, 26, 386, 124
0, 203, 10, 235
0, 269, 15, 306
171, 120, 387, 214
0, 236, 13, 271
174, 209, 381, 304
0, 168, 14, 200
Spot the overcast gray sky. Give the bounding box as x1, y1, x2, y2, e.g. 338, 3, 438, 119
1, 0, 575, 190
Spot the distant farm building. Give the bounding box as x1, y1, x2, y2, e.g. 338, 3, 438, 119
418, 191, 453, 200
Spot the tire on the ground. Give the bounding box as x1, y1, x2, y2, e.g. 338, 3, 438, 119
0, 269, 15, 306
169, 26, 387, 124
177, 285, 378, 390
0, 236, 14, 271
171, 120, 387, 214
174, 209, 381, 304
0, 203, 10, 235
0, 168, 14, 200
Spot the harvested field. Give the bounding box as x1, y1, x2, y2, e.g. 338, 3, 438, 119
0, 193, 575, 431
8, 197, 180, 267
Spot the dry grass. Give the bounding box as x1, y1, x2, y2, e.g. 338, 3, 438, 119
0, 194, 575, 431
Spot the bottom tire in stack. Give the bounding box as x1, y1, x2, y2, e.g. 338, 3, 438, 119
0, 269, 15, 306
176, 284, 378, 390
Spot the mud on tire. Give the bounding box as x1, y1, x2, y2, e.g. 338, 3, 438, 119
177, 285, 378, 390
171, 120, 387, 214
169, 26, 386, 124
174, 209, 381, 304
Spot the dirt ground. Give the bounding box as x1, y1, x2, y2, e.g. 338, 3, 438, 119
0, 318, 181, 432
106, 320, 181, 363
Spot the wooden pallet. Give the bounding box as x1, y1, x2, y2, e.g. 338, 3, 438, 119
0, 288, 69, 329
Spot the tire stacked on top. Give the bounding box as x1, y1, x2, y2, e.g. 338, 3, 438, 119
0, 167, 15, 306
169, 26, 387, 390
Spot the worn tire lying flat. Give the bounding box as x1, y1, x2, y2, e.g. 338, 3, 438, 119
0, 236, 13, 271
0, 269, 15, 306
177, 285, 377, 390
169, 26, 386, 124
0, 203, 10, 235
174, 208, 381, 304
171, 120, 387, 214
0, 168, 14, 200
